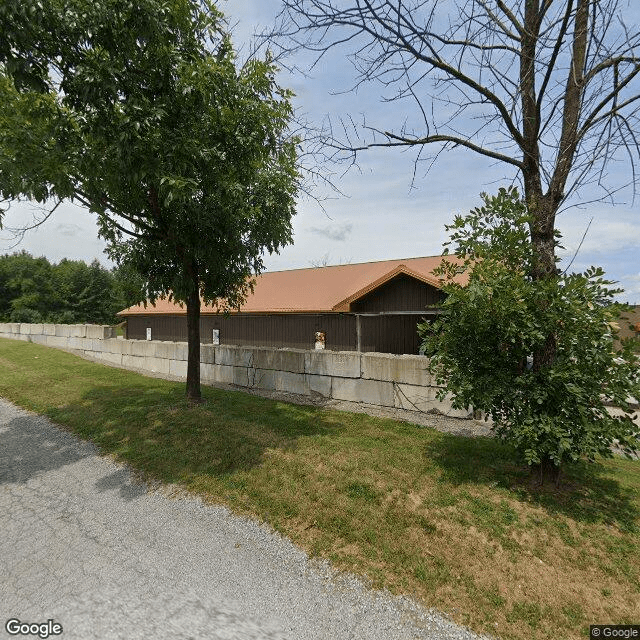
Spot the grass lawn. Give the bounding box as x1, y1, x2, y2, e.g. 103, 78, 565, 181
1, 337, 638, 640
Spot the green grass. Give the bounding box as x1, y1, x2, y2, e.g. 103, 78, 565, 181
1, 337, 638, 640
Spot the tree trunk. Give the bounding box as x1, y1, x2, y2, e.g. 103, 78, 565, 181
532, 457, 562, 489
185, 270, 202, 402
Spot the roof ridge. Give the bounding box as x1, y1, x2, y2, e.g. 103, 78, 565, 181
262, 255, 444, 274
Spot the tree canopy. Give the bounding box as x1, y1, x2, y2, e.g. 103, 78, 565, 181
0, 251, 142, 324
0, 0, 300, 400
421, 188, 640, 482
273, 0, 639, 280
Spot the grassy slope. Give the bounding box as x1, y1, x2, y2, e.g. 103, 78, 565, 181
0, 337, 638, 640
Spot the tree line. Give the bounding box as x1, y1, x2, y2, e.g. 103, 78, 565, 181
0, 251, 144, 325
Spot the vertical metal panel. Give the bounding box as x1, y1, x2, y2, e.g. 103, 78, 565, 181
126, 311, 432, 354
200, 313, 357, 351
359, 314, 427, 354
351, 274, 443, 312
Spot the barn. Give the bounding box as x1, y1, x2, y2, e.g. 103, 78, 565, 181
117, 255, 462, 354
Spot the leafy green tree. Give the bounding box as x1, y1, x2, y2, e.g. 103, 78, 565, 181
421, 188, 640, 484
52, 258, 121, 324
0, 251, 55, 322
0, 0, 299, 400
0, 252, 130, 324
110, 263, 146, 316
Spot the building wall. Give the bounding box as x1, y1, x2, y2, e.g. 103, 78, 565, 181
125, 312, 430, 354
351, 274, 444, 312
121, 274, 440, 354
0, 322, 470, 418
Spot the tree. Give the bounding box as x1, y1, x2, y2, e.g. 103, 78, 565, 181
0, 251, 55, 322
272, 0, 640, 369
420, 188, 639, 482
53, 258, 121, 324
0, 251, 133, 324
0, 0, 299, 401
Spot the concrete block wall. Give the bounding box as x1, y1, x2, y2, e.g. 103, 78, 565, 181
0, 323, 470, 418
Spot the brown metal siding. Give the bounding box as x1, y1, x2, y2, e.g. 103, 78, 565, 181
359, 314, 427, 354
127, 314, 357, 351
127, 315, 188, 342
351, 274, 444, 312
126, 312, 433, 354
202, 314, 356, 351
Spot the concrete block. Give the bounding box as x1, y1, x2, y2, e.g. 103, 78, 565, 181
308, 374, 332, 398
607, 406, 640, 428
275, 371, 310, 396
0, 323, 10, 334
10, 323, 21, 334
68, 337, 92, 351
215, 345, 255, 367
200, 363, 235, 385
155, 341, 178, 360
214, 364, 235, 384
99, 338, 120, 354
46, 335, 69, 349
232, 366, 276, 390
30, 334, 48, 346
69, 325, 87, 338
55, 324, 72, 337
92, 351, 123, 367
89, 339, 106, 353
21, 323, 44, 335
108, 339, 133, 355
305, 350, 361, 378
393, 383, 472, 418
200, 363, 216, 383
144, 356, 171, 374
200, 363, 234, 384
122, 354, 145, 370
331, 377, 395, 407
131, 340, 157, 357
169, 359, 188, 378
174, 342, 188, 361
42, 324, 56, 335
86, 325, 112, 339
200, 344, 215, 365
214, 345, 236, 366
254, 348, 306, 373
361, 353, 433, 386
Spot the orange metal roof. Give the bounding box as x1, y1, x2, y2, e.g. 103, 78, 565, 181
118, 255, 463, 316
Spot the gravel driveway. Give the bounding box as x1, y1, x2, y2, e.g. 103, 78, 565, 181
0, 398, 488, 640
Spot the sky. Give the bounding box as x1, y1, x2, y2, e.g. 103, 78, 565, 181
1, 0, 639, 302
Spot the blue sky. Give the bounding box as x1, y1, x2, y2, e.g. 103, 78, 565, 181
2, 0, 639, 302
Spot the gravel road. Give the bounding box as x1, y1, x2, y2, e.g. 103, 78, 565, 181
0, 398, 489, 640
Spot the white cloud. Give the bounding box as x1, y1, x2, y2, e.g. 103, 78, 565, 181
309, 222, 353, 242
55, 223, 83, 237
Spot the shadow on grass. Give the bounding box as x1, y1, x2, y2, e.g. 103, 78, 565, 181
41, 382, 340, 489
423, 434, 639, 532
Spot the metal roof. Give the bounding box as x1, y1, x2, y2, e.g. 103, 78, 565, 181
117, 255, 463, 316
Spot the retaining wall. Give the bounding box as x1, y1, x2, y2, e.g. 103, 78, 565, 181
0, 323, 469, 417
